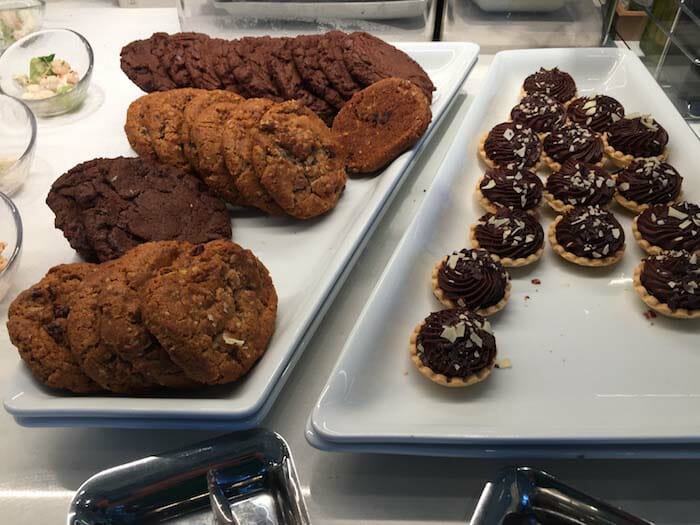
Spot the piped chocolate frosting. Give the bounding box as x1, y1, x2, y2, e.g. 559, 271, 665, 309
636, 201, 700, 253
474, 208, 544, 260
555, 206, 625, 259
510, 93, 566, 133
616, 159, 682, 206
546, 159, 616, 208
567, 95, 624, 133
483, 122, 541, 169
436, 249, 509, 310
523, 67, 577, 103
543, 123, 603, 165
479, 165, 543, 212
606, 115, 668, 158
640, 251, 700, 311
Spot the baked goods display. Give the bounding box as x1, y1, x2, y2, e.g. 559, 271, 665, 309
632, 201, 700, 255
120, 31, 435, 124
7, 240, 277, 393
566, 95, 625, 133
46, 157, 232, 262
603, 115, 669, 167
470, 208, 545, 267
633, 251, 700, 319
544, 159, 616, 212
522, 67, 577, 104
410, 308, 497, 387
475, 165, 543, 214
614, 159, 683, 212
431, 248, 511, 315
541, 123, 604, 171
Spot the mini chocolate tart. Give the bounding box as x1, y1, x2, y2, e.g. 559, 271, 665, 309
549, 206, 625, 266
409, 308, 497, 387
475, 165, 543, 214
614, 159, 683, 212
633, 250, 700, 319
566, 95, 625, 133
633, 201, 700, 255
603, 115, 669, 167
522, 67, 577, 104
542, 123, 604, 172
431, 248, 511, 315
510, 93, 566, 134
470, 208, 545, 267
479, 122, 542, 170
544, 159, 616, 212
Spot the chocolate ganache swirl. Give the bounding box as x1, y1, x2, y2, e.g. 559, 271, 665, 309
555, 206, 625, 259
510, 93, 566, 133
523, 67, 577, 103
415, 308, 497, 379
616, 159, 682, 206
640, 251, 700, 311
546, 159, 616, 207
567, 95, 625, 133
637, 202, 700, 253
484, 122, 541, 169
474, 208, 544, 260
479, 166, 543, 211
436, 249, 509, 309
543, 123, 603, 165
606, 115, 668, 158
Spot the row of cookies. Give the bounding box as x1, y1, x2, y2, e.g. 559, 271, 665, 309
6, 239, 278, 394
120, 31, 435, 124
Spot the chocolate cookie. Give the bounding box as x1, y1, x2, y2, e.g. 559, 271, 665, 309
292, 34, 346, 111
480, 122, 542, 170
410, 308, 497, 388
67, 241, 198, 393
633, 201, 700, 255
183, 37, 223, 90
189, 101, 249, 205
614, 159, 683, 212
332, 77, 432, 174
222, 98, 282, 215
144, 88, 205, 168
510, 93, 566, 134
604, 115, 669, 167
544, 159, 616, 212
318, 30, 362, 99
165, 33, 211, 89
341, 32, 435, 102
124, 92, 162, 161
231, 37, 282, 101
120, 32, 178, 92
475, 165, 543, 214
470, 208, 545, 267
542, 123, 604, 171
141, 240, 278, 385
182, 90, 245, 169
7, 263, 102, 393
254, 100, 347, 219
47, 157, 232, 262
567, 95, 624, 133
522, 67, 577, 104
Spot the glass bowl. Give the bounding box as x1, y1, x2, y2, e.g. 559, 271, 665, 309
0, 0, 45, 52
0, 28, 93, 117
0, 93, 36, 194
0, 190, 23, 303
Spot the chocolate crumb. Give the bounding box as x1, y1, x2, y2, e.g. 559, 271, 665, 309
531, 278, 541, 285
524, 295, 530, 301
643, 309, 658, 320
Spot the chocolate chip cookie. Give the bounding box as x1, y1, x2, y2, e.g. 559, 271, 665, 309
332, 77, 432, 174
47, 157, 232, 262
141, 240, 278, 385
124, 93, 161, 161
67, 241, 198, 393
7, 263, 102, 393
254, 100, 347, 219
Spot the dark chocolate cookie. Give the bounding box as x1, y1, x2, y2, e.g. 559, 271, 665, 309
164, 32, 211, 89
141, 240, 278, 385
47, 157, 232, 262
292, 34, 346, 111
7, 263, 102, 393
318, 30, 362, 99
120, 32, 177, 92
230, 37, 282, 100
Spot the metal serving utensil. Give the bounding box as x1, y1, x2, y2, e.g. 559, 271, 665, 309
470, 466, 653, 525
68, 429, 309, 525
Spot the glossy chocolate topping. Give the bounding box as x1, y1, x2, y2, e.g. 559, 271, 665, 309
523, 67, 577, 103
555, 206, 625, 259
543, 123, 603, 165
616, 159, 682, 206
510, 93, 566, 133
567, 95, 624, 133
415, 308, 497, 379
546, 159, 616, 207
436, 249, 509, 309
637, 202, 700, 253
640, 251, 700, 311
474, 208, 544, 260
479, 166, 543, 212
483, 122, 542, 169
606, 115, 668, 158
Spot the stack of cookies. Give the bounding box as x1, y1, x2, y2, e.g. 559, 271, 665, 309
6, 239, 278, 394
120, 31, 435, 124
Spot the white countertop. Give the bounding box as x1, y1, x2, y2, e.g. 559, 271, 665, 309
1, 3, 699, 523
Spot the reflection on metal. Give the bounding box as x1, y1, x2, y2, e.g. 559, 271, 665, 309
470, 467, 652, 525
67, 429, 310, 525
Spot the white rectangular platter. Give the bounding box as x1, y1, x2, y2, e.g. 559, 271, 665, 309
311, 48, 700, 448
3, 41, 480, 426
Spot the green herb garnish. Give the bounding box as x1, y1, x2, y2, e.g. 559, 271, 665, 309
29, 54, 55, 83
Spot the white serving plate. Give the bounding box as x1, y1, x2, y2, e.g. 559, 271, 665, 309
311, 48, 700, 449
3, 42, 480, 425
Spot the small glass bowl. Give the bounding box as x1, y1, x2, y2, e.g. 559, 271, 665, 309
0, 0, 45, 52
0, 93, 36, 195
0, 190, 23, 303
0, 28, 93, 117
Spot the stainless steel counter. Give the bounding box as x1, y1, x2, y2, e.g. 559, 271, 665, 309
0, 3, 699, 523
